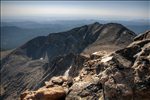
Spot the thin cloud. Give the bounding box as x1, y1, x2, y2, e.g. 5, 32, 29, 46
1, 1, 149, 20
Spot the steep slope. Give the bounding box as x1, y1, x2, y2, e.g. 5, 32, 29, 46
1, 22, 136, 100
21, 30, 150, 100
1, 21, 93, 50
0, 50, 13, 60
83, 23, 136, 53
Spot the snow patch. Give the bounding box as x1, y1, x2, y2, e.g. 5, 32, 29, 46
123, 31, 127, 35
40, 58, 43, 60
92, 51, 99, 55
101, 56, 113, 63
64, 65, 72, 77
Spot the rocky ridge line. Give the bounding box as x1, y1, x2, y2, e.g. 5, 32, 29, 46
21, 31, 150, 100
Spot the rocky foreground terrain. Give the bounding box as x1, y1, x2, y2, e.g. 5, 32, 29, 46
1, 22, 149, 100
20, 30, 150, 100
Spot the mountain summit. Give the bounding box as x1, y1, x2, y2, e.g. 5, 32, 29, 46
21, 30, 150, 100
1, 22, 136, 100
7, 22, 135, 60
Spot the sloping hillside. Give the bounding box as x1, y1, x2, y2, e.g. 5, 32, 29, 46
1, 22, 136, 100
21, 30, 150, 100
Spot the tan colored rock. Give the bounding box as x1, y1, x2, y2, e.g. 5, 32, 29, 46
45, 81, 54, 88
50, 76, 69, 85
51, 77, 64, 85
21, 86, 66, 100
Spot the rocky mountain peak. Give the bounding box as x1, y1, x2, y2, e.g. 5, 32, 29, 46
1, 22, 138, 100
91, 22, 101, 26
20, 30, 150, 100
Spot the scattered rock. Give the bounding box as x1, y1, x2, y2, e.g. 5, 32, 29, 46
1, 22, 136, 100
21, 30, 150, 100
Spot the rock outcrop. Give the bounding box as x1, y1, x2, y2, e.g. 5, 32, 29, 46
21, 30, 150, 100
20, 86, 66, 100
99, 30, 150, 100
1, 22, 136, 100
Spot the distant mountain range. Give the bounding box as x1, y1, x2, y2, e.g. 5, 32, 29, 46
1, 20, 149, 51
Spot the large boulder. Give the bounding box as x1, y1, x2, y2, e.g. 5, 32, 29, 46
20, 86, 66, 100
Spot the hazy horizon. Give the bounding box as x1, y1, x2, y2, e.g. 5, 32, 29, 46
1, 1, 150, 22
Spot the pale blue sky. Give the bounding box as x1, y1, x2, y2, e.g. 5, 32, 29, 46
1, 1, 150, 21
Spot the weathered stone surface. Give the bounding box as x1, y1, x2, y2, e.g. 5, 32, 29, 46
20, 86, 66, 100
97, 31, 150, 100
20, 30, 150, 100
0, 22, 139, 100
134, 30, 150, 41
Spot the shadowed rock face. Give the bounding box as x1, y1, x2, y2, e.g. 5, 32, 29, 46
4, 22, 135, 60
20, 31, 150, 100
20, 30, 150, 100
98, 31, 150, 100
1, 22, 136, 100
134, 30, 150, 41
